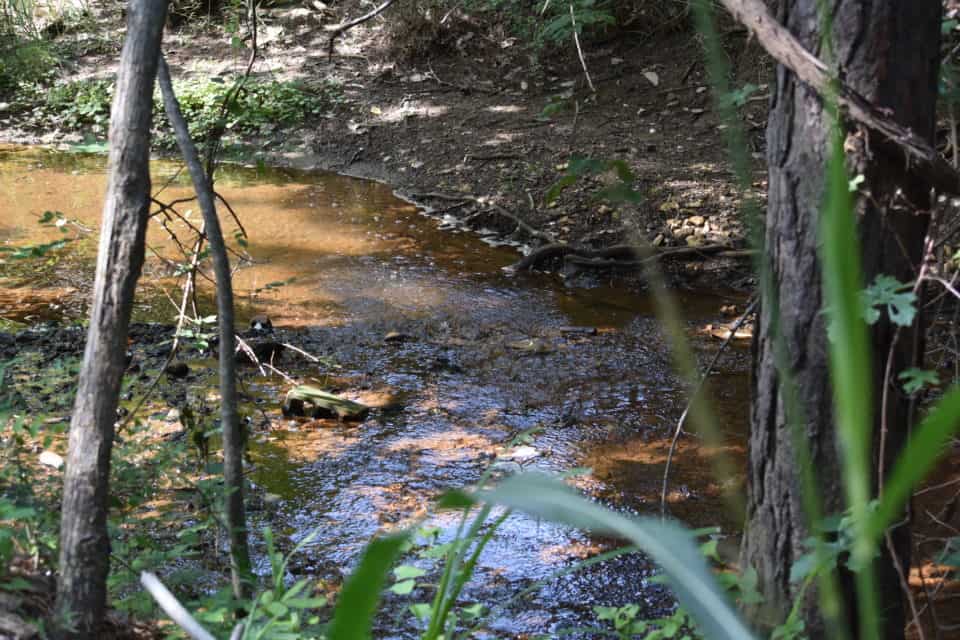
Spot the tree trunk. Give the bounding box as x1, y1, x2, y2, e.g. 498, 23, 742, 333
52, 1, 167, 637
157, 56, 253, 600
740, 2, 940, 638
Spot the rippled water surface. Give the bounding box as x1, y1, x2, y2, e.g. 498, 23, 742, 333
0, 144, 750, 635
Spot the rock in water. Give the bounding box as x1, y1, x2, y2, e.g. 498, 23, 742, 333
249, 314, 273, 334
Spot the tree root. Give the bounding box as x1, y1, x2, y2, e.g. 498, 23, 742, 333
508, 242, 748, 274
407, 191, 754, 275
408, 192, 557, 244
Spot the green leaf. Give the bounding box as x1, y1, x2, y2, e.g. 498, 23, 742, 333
898, 368, 939, 395
819, 126, 882, 637
283, 596, 327, 609
409, 603, 431, 621
545, 174, 578, 204
436, 489, 474, 510
480, 473, 754, 640
389, 579, 416, 595
598, 182, 642, 204
461, 603, 485, 621
868, 385, 960, 543
326, 532, 410, 640
862, 274, 917, 327
393, 565, 427, 580
848, 174, 865, 192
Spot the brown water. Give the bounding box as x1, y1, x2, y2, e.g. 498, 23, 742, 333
0, 144, 750, 635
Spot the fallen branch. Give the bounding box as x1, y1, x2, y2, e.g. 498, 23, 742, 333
409, 191, 557, 245
326, 0, 397, 57
464, 204, 557, 245
719, 0, 960, 196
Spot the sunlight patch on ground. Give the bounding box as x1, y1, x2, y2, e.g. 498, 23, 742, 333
482, 132, 521, 147
486, 105, 525, 113
376, 100, 450, 123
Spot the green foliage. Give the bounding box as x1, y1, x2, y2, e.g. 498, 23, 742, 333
0, 361, 65, 588
326, 533, 410, 640
0, 39, 57, 92
175, 314, 219, 353
547, 155, 642, 205
538, 0, 616, 47
46, 78, 113, 129
236, 528, 328, 639
33, 76, 338, 147
473, 473, 755, 640
899, 368, 940, 395
860, 274, 917, 327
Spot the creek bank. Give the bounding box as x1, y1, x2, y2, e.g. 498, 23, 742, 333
0, 1, 770, 291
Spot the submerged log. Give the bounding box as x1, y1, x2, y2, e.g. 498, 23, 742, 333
282, 385, 371, 421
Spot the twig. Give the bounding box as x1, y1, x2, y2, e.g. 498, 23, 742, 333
569, 2, 595, 92
117, 227, 206, 435
281, 342, 323, 362
159, 54, 253, 600
886, 531, 927, 640
326, 0, 397, 57
660, 297, 758, 517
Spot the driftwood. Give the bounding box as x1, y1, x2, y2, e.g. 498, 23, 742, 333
718, 0, 960, 196
283, 385, 371, 421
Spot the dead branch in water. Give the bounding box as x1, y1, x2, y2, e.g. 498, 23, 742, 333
659, 297, 758, 517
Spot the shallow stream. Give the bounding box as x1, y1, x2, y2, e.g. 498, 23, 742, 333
0, 144, 750, 635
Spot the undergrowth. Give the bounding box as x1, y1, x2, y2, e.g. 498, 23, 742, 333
9, 76, 340, 149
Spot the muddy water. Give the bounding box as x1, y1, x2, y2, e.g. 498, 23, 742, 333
0, 144, 750, 635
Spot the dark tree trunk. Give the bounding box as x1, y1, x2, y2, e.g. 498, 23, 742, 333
740, 1, 940, 638
52, 1, 167, 637
157, 57, 253, 600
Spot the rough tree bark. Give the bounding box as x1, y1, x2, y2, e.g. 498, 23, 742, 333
53, 1, 168, 637
157, 56, 253, 601
740, 2, 940, 638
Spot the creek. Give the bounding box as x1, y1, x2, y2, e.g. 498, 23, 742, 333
0, 144, 750, 635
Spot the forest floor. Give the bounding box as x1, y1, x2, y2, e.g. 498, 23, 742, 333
0, 1, 770, 290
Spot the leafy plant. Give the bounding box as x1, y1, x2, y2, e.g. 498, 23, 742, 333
547, 155, 642, 205
538, 0, 616, 49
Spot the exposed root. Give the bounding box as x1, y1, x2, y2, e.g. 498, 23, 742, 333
407, 192, 753, 275
408, 192, 556, 244
509, 242, 746, 274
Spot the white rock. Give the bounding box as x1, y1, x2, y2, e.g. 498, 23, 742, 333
39, 450, 64, 470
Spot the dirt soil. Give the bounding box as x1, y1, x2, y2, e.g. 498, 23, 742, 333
0, 1, 770, 290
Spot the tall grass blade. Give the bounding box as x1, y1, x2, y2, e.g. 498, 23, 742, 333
819, 125, 880, 639
327, 532, 410, 640
481, 473, 754, 640
869, 385, 960, 542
